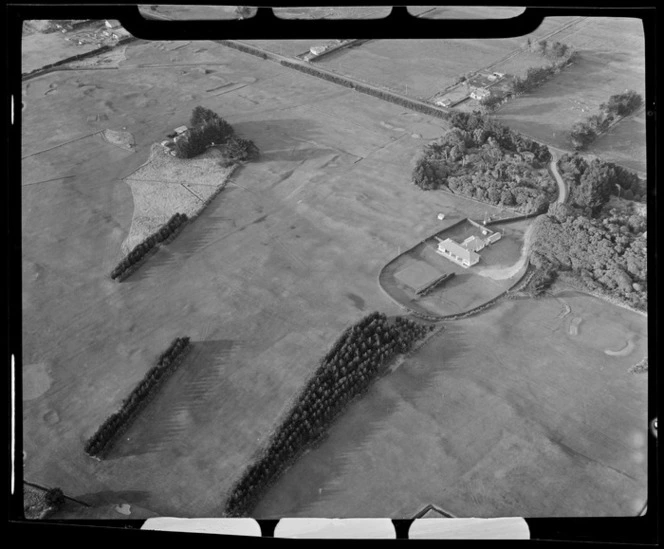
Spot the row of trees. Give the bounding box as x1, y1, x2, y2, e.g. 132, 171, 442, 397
84, 337, 191, 458
412, 112, 554, 214
110, 213, 188, 280
557, 153, 644, 214
570, 90, 643, 149
225, 312, 433, 516
530, 202, 647, 310
279, 58, 451, 121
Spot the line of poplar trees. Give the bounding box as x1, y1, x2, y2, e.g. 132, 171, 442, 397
110, 213, 188, 280
225, 312, 433, 516
84, 336, 191, 458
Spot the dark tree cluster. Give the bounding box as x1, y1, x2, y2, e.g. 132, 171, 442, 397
84, 337, 191, 458
528, 39, 573, 61
412, 112, 554, 214
602, 90, 643, 117
44, 488, 65, 510
569, 90, 643, 149
175, 106, 259, 162
225, 313, 432, 516
523, 264, 558, 297
478, 93, 505, 113
509, 42, 575, 95
557, 154, 644, 214
110, 213, 188, 280
530, 205, 647, 310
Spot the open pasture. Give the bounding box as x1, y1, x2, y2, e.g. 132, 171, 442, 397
493, 17, 646, 172
22, 39, 496, 518
309, 16, 585, 100
254, 291, 648, 518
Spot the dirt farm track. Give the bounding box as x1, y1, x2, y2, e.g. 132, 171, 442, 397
21, 36, 647, 519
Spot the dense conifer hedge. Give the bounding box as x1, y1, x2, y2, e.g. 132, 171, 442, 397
110, 213, 188, 280
225, 313, 432, 516
84, 337, 191, 458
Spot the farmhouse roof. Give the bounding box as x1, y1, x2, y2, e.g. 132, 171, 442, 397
173, 125, 188, 134
439, 238, 480, 264
461, 235, 484, 252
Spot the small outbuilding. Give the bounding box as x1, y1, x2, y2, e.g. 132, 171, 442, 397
470, 88, 491, 101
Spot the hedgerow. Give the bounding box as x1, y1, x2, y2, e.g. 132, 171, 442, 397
225, 312, 433, 516
110, 213, 188, 280
84, 337, 191, 458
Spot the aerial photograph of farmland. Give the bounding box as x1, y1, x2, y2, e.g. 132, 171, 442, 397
19, 6, 650, 523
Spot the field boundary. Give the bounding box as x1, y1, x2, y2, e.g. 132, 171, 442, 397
216, 39, 454, 123
85, 341, 192, 459
22, 35, 140, 81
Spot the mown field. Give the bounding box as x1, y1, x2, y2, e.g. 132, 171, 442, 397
254, 290, 648, 518
308, 16, 584, 100
22, 39, 492, 518
494, 17, 646, 173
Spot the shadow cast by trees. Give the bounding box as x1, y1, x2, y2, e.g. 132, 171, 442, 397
106, 339, 238, 460
230, 118, 340, 163
254, 324, 471, 518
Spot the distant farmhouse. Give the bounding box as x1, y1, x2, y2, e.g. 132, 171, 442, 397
435, 221, 501, 268
470, 88, 491, 101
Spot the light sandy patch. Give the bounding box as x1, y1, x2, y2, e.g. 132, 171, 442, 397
605, 336, 635, 357
475, 222, 534, 281
122, 145, 235, 253
115, 503, 131, 515
569, 316, 582, 336
102, 128, 135, 151
23, 362, 52, 401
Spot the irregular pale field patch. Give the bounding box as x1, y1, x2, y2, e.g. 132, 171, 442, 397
122, 145, 236, 252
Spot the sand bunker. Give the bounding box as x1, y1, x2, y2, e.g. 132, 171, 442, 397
556, 298, 571, 319
380, 121, 406, 132
569, 317, 583, 336
115, 503, 132, 515
102, 129, 135, 151
122, 144, 236, 253
605, 337, 636, 357
23, 362, 52, 401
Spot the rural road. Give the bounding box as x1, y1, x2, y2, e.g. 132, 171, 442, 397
549, 148, 568, 204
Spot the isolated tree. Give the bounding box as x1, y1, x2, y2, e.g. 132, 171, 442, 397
44, 487, 65, 509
